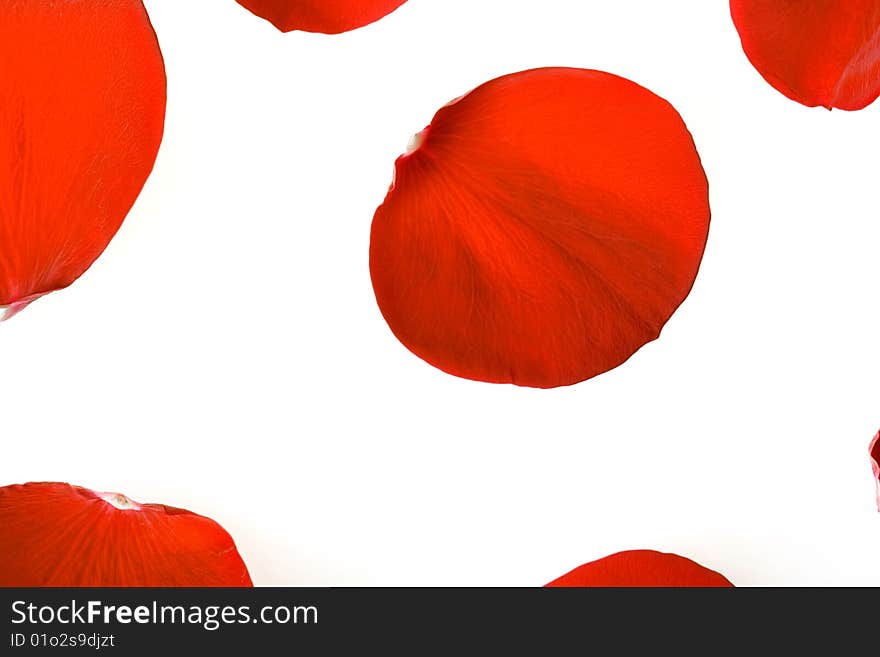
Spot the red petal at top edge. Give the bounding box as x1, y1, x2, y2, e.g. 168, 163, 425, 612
546, 550, 734, 587
235, 0, 407, 34
0, 0, 166, 318
369, 67, 710, 388
871, 431, 880, 511
730, 0, 880, 110
0, 482, 253, 587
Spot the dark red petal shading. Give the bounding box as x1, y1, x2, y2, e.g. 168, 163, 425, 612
546, 550, 733, 587
730, 0, 880, 110
871, 430, 880, 511
0, 483, 252, 587
0, 1, 166, 319
369, 68, 710, 388
235, 0, 406, 34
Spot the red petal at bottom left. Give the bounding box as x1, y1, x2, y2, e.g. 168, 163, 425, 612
0, 482, 252, 587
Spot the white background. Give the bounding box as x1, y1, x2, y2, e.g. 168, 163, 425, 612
2, 0, 879, 586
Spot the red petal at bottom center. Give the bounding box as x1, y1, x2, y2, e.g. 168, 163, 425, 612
546, 550, 733, 587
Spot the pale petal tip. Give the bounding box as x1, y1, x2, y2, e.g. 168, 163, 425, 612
0, 292, 54, 322
405, 127, 430, 156
1, 299, 33, 322
97, 491, 142, 511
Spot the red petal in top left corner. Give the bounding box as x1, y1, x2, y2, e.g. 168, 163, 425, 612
0, 1, 166, 319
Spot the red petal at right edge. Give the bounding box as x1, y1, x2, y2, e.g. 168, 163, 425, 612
730, 0, 880, 110
370, 68, 710, 388
0, 482, 252, 587
871, 431, 880, 511
0, 1, 166, 319
235, 0, 407, 34
546, 550, 733, 587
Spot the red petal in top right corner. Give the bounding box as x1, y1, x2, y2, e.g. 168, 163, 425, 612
730, 0, 880, 110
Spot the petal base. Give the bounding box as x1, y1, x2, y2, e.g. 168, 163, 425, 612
0, 292, 48, 322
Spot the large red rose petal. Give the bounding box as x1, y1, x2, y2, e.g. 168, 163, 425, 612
370, 68, 710, 388
0, 0, 166, 320
730, 0, 880, 110
871, 430, 880, 511
0, 483, 252, 587
235, 0, 407, 34
546, 550, 733, 587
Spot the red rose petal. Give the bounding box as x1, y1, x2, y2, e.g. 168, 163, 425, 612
730, 0, 880, 110
546, 550, 733, 587
0, 0, 166, 319
871, 430, 880, 511
0, 482, 252, 587
235, 0, 406, 34
370, 68, 710, 388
